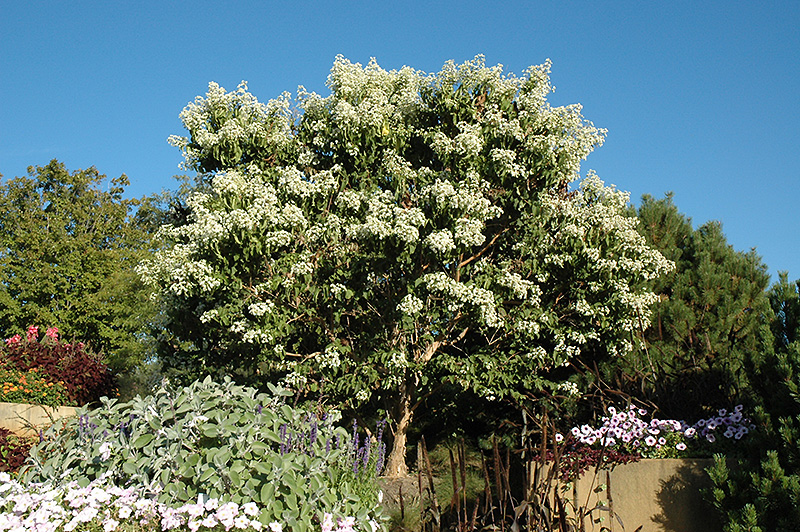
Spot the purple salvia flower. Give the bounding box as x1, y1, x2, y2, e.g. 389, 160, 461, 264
376, 442, 386, 475
310, 422, 318, 445
279, 424, 288, 454
376, 419, 385, 444
363, 437, 371, 469
352, 422, 359, 459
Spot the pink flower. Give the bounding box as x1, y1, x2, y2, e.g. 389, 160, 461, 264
4, 334, 21, 347
322, 514, 335, 532
26, 325, 39, 342
45, 327, 59, 341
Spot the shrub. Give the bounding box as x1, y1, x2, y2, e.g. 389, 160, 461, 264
0, 363, 71, 407
0, 428, 34, 475
21, 377, 385, 532
705, 347, 800, 531
2, 325, 116, 405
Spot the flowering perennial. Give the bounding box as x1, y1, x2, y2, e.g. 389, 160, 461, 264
562, 404, 754, 458
0, 473, 368, 532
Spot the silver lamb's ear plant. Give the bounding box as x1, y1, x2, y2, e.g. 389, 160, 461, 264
22, 377, 386, 532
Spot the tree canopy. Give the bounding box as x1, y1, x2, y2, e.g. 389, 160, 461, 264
140, 56, 672, 475
0, 160, 159, 393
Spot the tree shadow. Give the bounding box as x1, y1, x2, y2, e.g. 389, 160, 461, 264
651, 461, 722, 532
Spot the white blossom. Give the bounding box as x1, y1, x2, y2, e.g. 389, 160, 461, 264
397, 294, 423, 316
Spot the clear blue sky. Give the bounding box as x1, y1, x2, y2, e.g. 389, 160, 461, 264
2, 1, 798, 282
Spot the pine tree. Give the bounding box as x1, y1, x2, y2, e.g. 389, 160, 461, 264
603, 194, 774, 419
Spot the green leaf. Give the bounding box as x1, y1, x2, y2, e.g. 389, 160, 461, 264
260, 483, 275, 504
199, 468, 215, 482
132, 434, 154, 448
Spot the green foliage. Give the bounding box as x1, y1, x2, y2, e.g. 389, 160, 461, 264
601, 194, 774, 420
0, 160, 161, 396
770, 272, 800, 350
705, 275, 800, 531
142, 56, 671, 474
22, 377, 384, 532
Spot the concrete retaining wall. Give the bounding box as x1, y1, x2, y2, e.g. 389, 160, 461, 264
0, 401, 77, 436
546, 458, 721, 532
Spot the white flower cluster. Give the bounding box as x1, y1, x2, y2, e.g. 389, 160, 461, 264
557, 381, 581, 397
499, 271, 540, 302
282, 371, 307, 390
423, 272, 502, 327
199, 309, 219, 324
490, 148, 525, 178
169, 81, 294, 171
330, 283, 347, 297
242, 329, 271, 344
137, 244, 220, 296
300, 55, 426, 143
515, 320, 541, 337
421, 178, 501, 221
248, 300, 274, 317
453, 122, 484, 158
346, 190, 427, 243
278, 166, 339, 199
318, 344, 341, 370
397, 294, 424, 316
424, 230, 456, 255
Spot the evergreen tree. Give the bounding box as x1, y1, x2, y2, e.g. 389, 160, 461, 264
602, 194, 774, 419
706, 274, 800, 532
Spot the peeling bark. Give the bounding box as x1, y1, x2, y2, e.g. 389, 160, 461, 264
383, 379, 414, 477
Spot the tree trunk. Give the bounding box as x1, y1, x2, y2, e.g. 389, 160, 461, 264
383, 379, 414, 477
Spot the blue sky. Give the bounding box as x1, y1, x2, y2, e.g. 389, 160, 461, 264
2, 1, 798, 282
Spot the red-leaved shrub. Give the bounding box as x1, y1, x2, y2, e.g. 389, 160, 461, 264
2, 326, 116, 406
0, 427, 34, 474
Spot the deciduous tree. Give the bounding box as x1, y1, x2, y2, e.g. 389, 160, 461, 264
0, 160, 159, 394
140, 56, 671, 475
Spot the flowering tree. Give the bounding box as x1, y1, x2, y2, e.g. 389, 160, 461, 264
139, 56, 672, 476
